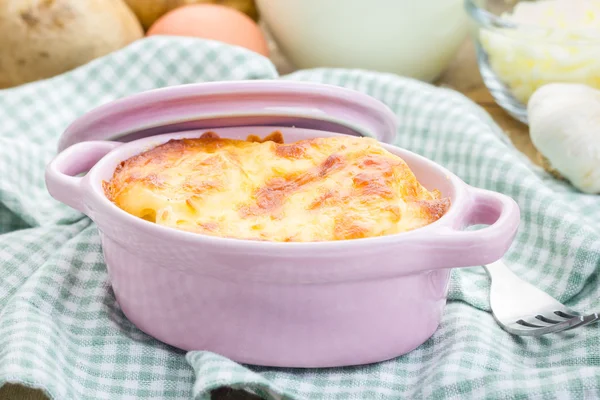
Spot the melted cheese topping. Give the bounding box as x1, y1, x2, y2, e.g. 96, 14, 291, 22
103, 132, 450, 242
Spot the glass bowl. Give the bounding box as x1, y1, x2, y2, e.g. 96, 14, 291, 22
465, 0, 600, 124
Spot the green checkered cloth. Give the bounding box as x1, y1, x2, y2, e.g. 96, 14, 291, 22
1, 36, 599, 400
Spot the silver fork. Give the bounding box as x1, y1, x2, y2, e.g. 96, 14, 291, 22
484, 260, 599, 336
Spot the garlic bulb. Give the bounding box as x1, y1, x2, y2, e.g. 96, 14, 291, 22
528, 83, 600, 194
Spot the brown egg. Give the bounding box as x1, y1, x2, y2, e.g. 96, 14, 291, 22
124, 0, 260, 30
147, 4, 269, 57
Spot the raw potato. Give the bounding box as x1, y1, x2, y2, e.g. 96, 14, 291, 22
0, 0, 143, 89
124, 0, 259, 30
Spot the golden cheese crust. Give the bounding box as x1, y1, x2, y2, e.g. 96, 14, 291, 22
103, 132, 450, 242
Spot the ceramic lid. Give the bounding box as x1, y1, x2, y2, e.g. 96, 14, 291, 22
58, 80, 398, 152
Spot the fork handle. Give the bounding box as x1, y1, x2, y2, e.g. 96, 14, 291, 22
483, 260, 522, 310
484, 260, 559, 320
483, 260, 520, 284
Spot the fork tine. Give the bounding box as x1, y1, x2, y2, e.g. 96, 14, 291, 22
503, 325, 547, 336
553, 310, 580, 319
563, 313, 600, 331
534, 314, 566, 324
503, 316, 586, 336
517, 316, 559, 327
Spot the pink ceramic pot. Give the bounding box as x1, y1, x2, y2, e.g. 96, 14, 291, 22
45, 81, 520, 368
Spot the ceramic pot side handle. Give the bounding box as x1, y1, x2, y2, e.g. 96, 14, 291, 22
424, 187, 520, 269
45, 141, 122, 213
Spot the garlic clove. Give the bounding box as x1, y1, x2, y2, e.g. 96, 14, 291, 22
528, 83, 600, 194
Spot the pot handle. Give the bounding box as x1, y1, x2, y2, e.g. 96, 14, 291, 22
45, 141, 122, 213
426, 187, 520, 269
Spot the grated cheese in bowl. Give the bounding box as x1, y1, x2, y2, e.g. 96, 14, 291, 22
477, 0, 600, 106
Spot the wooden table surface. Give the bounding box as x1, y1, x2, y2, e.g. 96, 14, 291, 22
0, 39, 536, 400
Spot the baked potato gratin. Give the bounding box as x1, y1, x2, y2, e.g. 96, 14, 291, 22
103, 132, 450, 242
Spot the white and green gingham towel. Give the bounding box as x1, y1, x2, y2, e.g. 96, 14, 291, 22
1, 37, 599, 400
